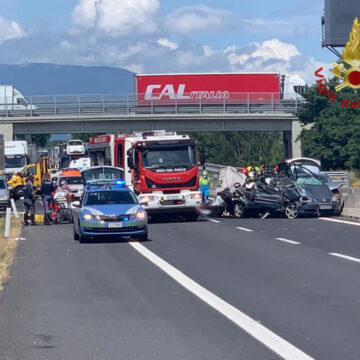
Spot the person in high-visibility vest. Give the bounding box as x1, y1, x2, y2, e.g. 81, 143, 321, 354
199, 170, 212, 204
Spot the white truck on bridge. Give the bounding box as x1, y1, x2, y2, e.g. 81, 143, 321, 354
0, 85, 37, 111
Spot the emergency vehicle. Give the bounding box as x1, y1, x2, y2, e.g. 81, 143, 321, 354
88, 131, 205, 220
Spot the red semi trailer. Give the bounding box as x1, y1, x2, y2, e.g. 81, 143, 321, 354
135, 72, 305, 102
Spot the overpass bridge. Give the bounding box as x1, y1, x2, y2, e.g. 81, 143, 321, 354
0, 92, 303, 157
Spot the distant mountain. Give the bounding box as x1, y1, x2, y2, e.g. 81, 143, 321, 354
0, 63, 134, 95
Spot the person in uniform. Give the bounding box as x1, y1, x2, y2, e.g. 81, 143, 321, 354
23, 178, 36, 226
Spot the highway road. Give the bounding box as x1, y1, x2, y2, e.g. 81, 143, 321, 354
1, 216, 360, 360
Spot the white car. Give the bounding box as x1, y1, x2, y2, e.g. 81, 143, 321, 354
66, 140, 85, 156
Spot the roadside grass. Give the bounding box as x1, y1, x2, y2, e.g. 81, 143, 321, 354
0, 216, 22, 292
349, 170, 360, 187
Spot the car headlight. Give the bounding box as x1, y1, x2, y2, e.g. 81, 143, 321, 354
141, 195, 155, 203
82, 214, 92, 221
190, 193, 202, 200
132, 211, 146, 220
0, 195, 9, 200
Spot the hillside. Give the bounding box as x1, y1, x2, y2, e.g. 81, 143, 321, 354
0, 63, 134, 95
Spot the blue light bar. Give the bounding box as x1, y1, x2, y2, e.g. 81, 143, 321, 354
115, 179, 126, 187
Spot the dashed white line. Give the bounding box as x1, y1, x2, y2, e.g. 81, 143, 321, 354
236, 226, 254, 232
329, 252, 360, 263
129, 241, 314, 360
208, 219, 221, 223
319, 217, 360, 227
276, 238, 301, 245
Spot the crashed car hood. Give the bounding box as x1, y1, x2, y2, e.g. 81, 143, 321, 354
326, 182, 343, 191
300, 184, 333, 199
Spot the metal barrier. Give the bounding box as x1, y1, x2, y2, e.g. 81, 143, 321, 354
323, 171, 350, 187
0, 92, 304, 117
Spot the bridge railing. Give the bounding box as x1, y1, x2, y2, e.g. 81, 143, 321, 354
0, 92, 304, 117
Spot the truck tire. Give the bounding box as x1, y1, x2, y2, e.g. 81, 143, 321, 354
14, 186, 24, 199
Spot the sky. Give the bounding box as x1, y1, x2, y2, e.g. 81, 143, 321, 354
0, 0, 335, 82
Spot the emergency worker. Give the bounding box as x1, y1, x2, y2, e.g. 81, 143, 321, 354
199, 170, 211, 204
23, 178, 36, 226
41, 175, 56, 225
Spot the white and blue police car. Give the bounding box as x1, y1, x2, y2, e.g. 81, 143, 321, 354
72, 179, 148, 243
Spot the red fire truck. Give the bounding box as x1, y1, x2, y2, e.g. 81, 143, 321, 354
88, 131, 205, 220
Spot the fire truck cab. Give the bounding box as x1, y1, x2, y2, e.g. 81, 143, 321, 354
88, 131, 205, 220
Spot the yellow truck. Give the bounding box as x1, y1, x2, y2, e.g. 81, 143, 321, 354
7, 156, 50, 198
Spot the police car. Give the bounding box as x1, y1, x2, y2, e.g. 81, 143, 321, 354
72, 179, 148, 243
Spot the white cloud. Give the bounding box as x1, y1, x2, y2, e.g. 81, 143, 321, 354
157, 38, 178, 50
166, 5, 233, 33
0, 14, 26, 44
71, 0, 159, 35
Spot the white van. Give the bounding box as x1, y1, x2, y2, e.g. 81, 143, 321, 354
66, 140, 85, 156
0, 85, 37, 111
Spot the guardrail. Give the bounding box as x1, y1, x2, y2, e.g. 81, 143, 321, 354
0, 92, 304, 117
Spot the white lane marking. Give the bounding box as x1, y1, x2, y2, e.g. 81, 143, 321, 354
276, 238, 301, 245
329, 253, 360, 263
236, 226, 254, 232
319, 217, 360, 227
130, 241, 314, 360
208, 219, 221, 223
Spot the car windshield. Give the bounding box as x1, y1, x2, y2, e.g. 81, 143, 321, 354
84, 191, 137, 205
141, 145, 196, 169
68, 141, 83, 146
82, 167, 124, 184
5, 156, 26, 168
60, 176, 83, 185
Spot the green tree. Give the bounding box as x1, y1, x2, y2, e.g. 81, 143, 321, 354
71, 133, 99, 142
298, 77, 360, 170
16, 134, 51, 148
189, 131, 284, 167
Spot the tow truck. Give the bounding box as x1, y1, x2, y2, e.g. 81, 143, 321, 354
88, 131, 205, 220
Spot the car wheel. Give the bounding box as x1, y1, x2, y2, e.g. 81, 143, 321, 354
78, 232, 88, 243
184, 213, 199, 222
138, 231, 148, 242
73, 225, 79, 240
233, 202, 245, 218
285, 203, 299, 219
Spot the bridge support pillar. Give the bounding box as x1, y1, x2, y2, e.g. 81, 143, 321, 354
0, 123, 13, 141
291, 120, 302, 158
283, 120, 302, 159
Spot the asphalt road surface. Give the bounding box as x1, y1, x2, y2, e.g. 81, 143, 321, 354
1, 216, 360, 360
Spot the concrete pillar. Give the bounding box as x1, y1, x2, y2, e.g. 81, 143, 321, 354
291, 120, 302, 158
0, 123, 13, 141
283, 130, 292, 159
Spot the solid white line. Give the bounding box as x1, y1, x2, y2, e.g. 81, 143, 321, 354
236, 226, 254, 232
129, 241, 314, 360
319, 217, 360, 227
329, 252, 360, 263
276, 238, 301, 245
208, 219, 221, 223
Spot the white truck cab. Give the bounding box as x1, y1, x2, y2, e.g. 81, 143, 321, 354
5, 141, 29, 175
0, 85, 37, 111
